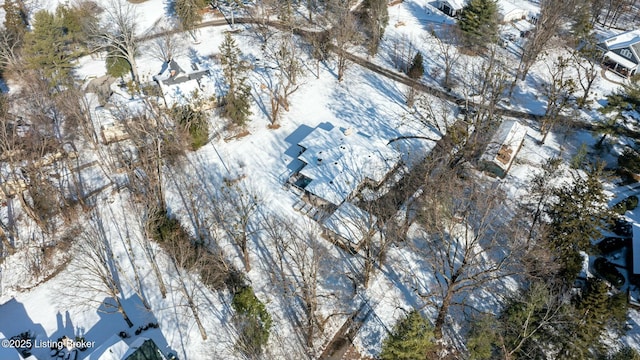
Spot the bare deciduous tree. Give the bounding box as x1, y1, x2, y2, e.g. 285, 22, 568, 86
263, 214, 334, 355
73, 210, 135, 328
431, 26, 460, 89
218, 180, 261, 272
327, 0, 360, 82
539, 56, 576, 144
262, 32, 302, 125
413, 173, 522, 339
515, 0, 578, 83
89, 0, 140, 83
147, 28, 183, 63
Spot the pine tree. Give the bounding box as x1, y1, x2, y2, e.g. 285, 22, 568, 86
602, 74, 640, 117
407, 52, 424, 79
219, 33, 252, 126
3, 0, 27, 41
559, 278, 610, 359
380, 310, 435, 360
23, 10, 74, 84
458, 0, 499, 50
175, 0, 207, 37
106, 52, 131, 79
609, 346, 640, 360
546, 163, 612, 282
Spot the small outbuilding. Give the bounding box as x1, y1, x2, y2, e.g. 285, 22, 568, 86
436, 0, 465, 17
479, 120, 527, 178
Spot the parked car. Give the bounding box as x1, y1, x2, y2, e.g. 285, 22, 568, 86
594, 257, 625, 288
597, 237, 631, 254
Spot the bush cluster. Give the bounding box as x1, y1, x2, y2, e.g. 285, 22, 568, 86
232, 286, 272, 357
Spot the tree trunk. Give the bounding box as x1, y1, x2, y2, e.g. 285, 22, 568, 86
241, 237, 251, 272
116, 297, 134, 328
435, 285, 454, 339
130, 56, 140, 84
188, 298, 208, 340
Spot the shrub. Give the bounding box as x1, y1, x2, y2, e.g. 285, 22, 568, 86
407, 52, 424, 80
593, 257, 625, 288
380, 310, 435, 360
628, 195, 639, 210
171, 105, 209, 150
613, 195, 639, 215
232, 286, 272, 358
148, 207, 231, 290
618, 148, 640, 174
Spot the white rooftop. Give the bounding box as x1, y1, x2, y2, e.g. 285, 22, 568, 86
152, 58, 214, 107
497, 0, 539, 14
82, 335, 129, 360
480, 120, 527, 172
323, 202, 377, 246
603, 29, 640, 50
604, 50, 638, 69
444, 0, 465, 10
297, 126, 401, 206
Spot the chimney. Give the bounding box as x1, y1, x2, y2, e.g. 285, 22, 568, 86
344, 128, 353, 136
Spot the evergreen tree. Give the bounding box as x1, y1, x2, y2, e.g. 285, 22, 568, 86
219, 33, 252, 126
608, 346, 640, 360
55, 4, 97, 45
175, 0, 207, 37
106, 52, 131, 79
407, 52, 424, 79
380, 310, 435, 360
601, 74, 640, 119
546, 163, 612, 282
468, 281, 563, 360
3, 0, 27, 42
23, 10, 74, 84
559, 278, 611, 359
232, 286, 272, 358
458, 0, 499, 50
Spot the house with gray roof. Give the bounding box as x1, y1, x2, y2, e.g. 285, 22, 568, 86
598, 30, 640, 78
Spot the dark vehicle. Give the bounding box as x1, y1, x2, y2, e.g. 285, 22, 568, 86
594, 257, 625, 288
611, 217, 633, 237
597, 237, 631, 254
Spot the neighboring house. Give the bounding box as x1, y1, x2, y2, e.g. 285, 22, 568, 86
289, 126, 401, 208
436, 0, 465, 17
497, 0, 528, 23
152, 58, 212, 108
122, 338, 166, 360
322, 202, 378, 252
83, 336, 166, 360
479, 120, 527, 178
598, 30, 640, 78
